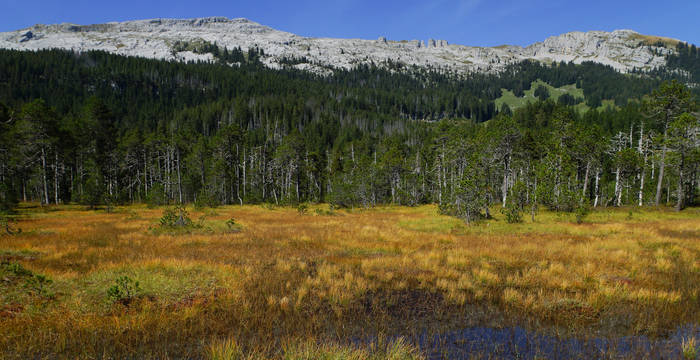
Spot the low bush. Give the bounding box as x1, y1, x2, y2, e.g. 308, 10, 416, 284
575, 202, 591, 224
24, 274, 54, 298
225, 217, 242, 232
160, 205, 193, 228
501, 204, 523, 224
107, 276, 142, 305
296, 203, 308, 215
1, 261, 54, 298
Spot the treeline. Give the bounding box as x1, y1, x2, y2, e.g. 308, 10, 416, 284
495, 60, 662, 107
1, 46, 685, 127
658, 42, 700, 85
0, 49, 698, 219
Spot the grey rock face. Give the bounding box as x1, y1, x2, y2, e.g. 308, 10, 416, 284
0, 18, 681, 75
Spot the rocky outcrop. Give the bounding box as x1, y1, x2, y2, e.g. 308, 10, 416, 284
428, 39, 448, 48
0, 17, 681, 75
521, 30, 673, 71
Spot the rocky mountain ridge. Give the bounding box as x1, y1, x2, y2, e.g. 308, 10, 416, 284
0, 17, 682, 75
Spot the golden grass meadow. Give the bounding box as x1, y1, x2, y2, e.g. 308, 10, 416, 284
1, 203, 699, 359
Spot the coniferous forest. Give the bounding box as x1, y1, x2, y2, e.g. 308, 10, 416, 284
0, 43, 698, 221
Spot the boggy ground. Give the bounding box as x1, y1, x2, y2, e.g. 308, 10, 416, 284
0, 203, 699, 359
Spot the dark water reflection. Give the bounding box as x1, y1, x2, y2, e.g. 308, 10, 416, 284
367, 325, 699, 359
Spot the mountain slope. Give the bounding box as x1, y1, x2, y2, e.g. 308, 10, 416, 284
0, 17, 681, 75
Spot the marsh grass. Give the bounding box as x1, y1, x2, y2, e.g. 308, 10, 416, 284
0, 203, 699, 358
207, 336, 422, 360
683, 337, 698, 360
0, 248, 41, 261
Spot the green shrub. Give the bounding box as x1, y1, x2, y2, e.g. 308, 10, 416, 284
151, 205, 213, 235
314, 208, 337, 216
24, 274, 54, 298
297, 203, 308, 215
1, 261, 33, 277
575, 202, 591, 224
1, 262, 54, 298
159, 205, 193, 228
225, 217, 241, 232
107, 276, 141, 305
501, 204, 523, 224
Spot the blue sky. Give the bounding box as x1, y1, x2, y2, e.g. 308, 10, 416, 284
1, 0, 697, 46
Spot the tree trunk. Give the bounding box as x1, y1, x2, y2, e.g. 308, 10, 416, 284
144, 151, 148, 196
593, 169, 600, 207
531, 176, 537, 222
54, 151, 59, 204
639, 168, 645, 207
69, 167, 73, 201
502, 156, 508, 207
638, 122, 645, 206
676, 156, 684, 211
236, 144, 242, 205
199, 151, 205, 193
243, 147, 246, 201
176, 148, 183, 204
554, 155, 562, 209
262, 148, 266, 200
581, 160, 590, 203
41, 147, 49, 205
615, 167, 623, 207
655, 127, 668, 206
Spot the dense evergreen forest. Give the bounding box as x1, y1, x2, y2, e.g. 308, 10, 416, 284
0, 43, 698, 222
